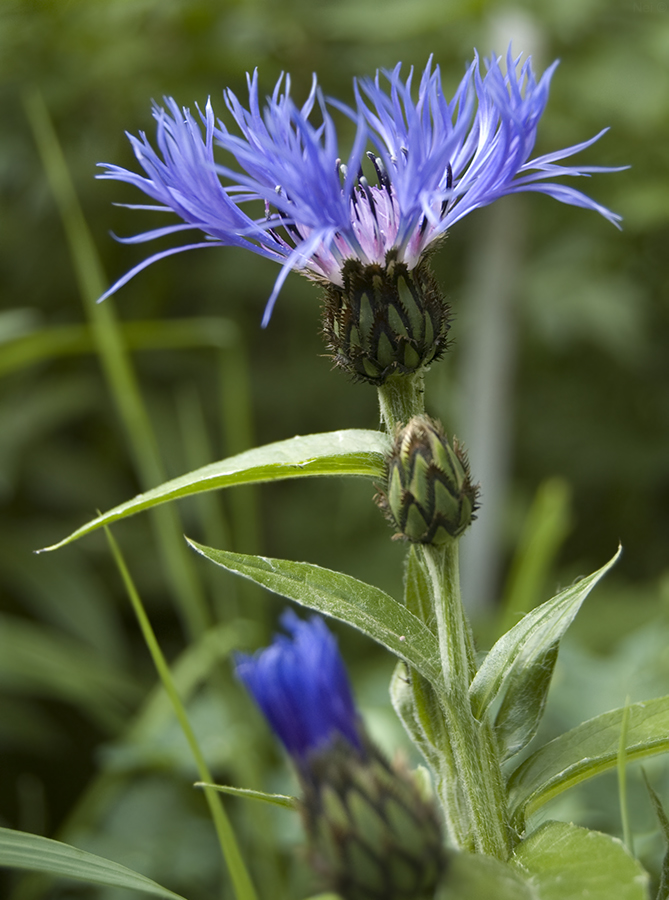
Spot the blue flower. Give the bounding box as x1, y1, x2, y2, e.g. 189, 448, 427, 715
237, 612, 447, 900
235, 610, 363, 761
99, 49, 624, 324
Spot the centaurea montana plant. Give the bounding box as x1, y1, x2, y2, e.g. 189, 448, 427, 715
31, 47, 666, 900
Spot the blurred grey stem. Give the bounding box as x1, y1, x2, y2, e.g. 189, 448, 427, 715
458, 196, 525, 614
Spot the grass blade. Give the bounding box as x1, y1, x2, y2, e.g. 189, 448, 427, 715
104, 526, 257, 900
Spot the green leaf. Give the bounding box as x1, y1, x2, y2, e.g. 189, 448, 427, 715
437, 851, 532, 899
195, 782, 297, 810
470, 548, 620, 757
494, 642, 559, 761
39, 430, 389, 552
187, 542, 443, 688
390, 661, 441, 769
436, 822, 649, 899
0, 827, 188, 899
513, 821, 649, 899
508, 695, 669, 829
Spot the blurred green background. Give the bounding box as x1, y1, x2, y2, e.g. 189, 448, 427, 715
1, 0, 668, 897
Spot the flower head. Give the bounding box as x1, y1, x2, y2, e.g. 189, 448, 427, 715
235, 611, 446, 900
235, 609, 362, 762
99, 48, 623, 329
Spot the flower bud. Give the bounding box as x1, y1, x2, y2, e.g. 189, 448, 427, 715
380, 416, 479, 544
302, 740, 445, 900
236, 611, 446, 900
322, 251, 450, 385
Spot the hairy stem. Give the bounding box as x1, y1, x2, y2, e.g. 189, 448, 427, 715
377, 373, 425, 432
418, 542, 510, 858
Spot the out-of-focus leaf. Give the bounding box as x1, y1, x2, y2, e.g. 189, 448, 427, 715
508, 695, 669, 830
470, 549, 620, 758
4, 543, 126, 663
187, 542, 443, 688
301, 895, 341, 900
0, 614, 138, 732
0, 308, 41, 345
497, 477, 572, 637
0, 827, 189, 899
125, 620, 256, 743
0, 696, 64, 752
40, 430, 390, 552
436, 821, 649, 898
101, 620, 257, 774
0, 317, 243, 377
104, 526, 257, 900
512, 821, 649, 900
0, 375, 97, 497
436, 850, 532, 899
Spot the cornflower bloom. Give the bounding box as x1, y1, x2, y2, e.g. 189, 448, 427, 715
235, 609, 363, 761
235, 611, 445, 900
99, 48, 623, 383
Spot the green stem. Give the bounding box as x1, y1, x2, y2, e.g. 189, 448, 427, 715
377, 373, 425, 431
419, 543, 510, 858
377, 373, 510, 858
421, 542, 476, 686
618, 697, 633, 853
104, 526, 258, 900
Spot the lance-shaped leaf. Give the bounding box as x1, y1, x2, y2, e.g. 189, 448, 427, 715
39, 430, 390, 552
469, 548, 620, 758
0, 827, 188, 899
195, 782, 297, 810
187, 542, 443, 688
508, 695, 669, 830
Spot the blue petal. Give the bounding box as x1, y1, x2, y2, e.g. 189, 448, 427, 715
98, 50, 625, 312
235, 611, 362, 761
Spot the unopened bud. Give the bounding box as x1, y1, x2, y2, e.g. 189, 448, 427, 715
379, 416, 479, 544
301, 739, 446, 900
322, 250, 450, 385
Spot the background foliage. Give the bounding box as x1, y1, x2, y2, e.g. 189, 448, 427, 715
1, 0, 668, 897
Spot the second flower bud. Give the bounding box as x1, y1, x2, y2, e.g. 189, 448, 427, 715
378, 416, 479, 545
